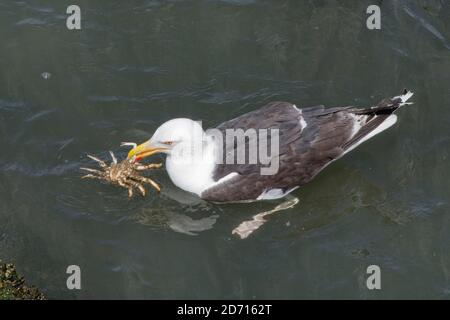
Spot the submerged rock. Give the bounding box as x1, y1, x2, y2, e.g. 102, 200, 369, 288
0, 262, 45, 300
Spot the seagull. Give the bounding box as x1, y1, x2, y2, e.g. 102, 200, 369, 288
127, 90, 413, 237
127, 89, 413, 202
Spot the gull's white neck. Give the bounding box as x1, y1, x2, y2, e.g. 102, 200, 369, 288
165, 134, 217, 196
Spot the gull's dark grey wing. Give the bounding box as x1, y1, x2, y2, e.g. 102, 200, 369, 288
201, 91, 412, 202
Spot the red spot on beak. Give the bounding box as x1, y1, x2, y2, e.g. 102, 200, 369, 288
135, 156, 142, 162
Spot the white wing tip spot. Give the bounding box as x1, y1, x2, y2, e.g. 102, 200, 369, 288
393, 90, 414, 106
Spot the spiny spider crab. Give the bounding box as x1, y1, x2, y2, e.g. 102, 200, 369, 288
81, 144, 162, 197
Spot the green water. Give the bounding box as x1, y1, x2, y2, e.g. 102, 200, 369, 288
0, 0, 449, 299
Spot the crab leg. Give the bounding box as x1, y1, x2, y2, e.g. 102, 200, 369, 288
109, 151, 118, 165
80, 167, 104, 174
131, 176, 161, 192
118, 178, 135, 198
119, 177, 145, 197
137, 185, 146, 196
87, 155, 107, 168
81, 174, 102, 179
120, 142, 137, 149
145, 178, 161, 193
125, 179, 146, 196
135, 163, 163, 171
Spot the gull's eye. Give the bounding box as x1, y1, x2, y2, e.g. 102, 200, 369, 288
162, 141, 173, 146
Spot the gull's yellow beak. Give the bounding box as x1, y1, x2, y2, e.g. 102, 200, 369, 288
127, 141, 167, 160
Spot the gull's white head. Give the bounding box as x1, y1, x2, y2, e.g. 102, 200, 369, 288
127, 118, 205, 160
127, 118, 219, 196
